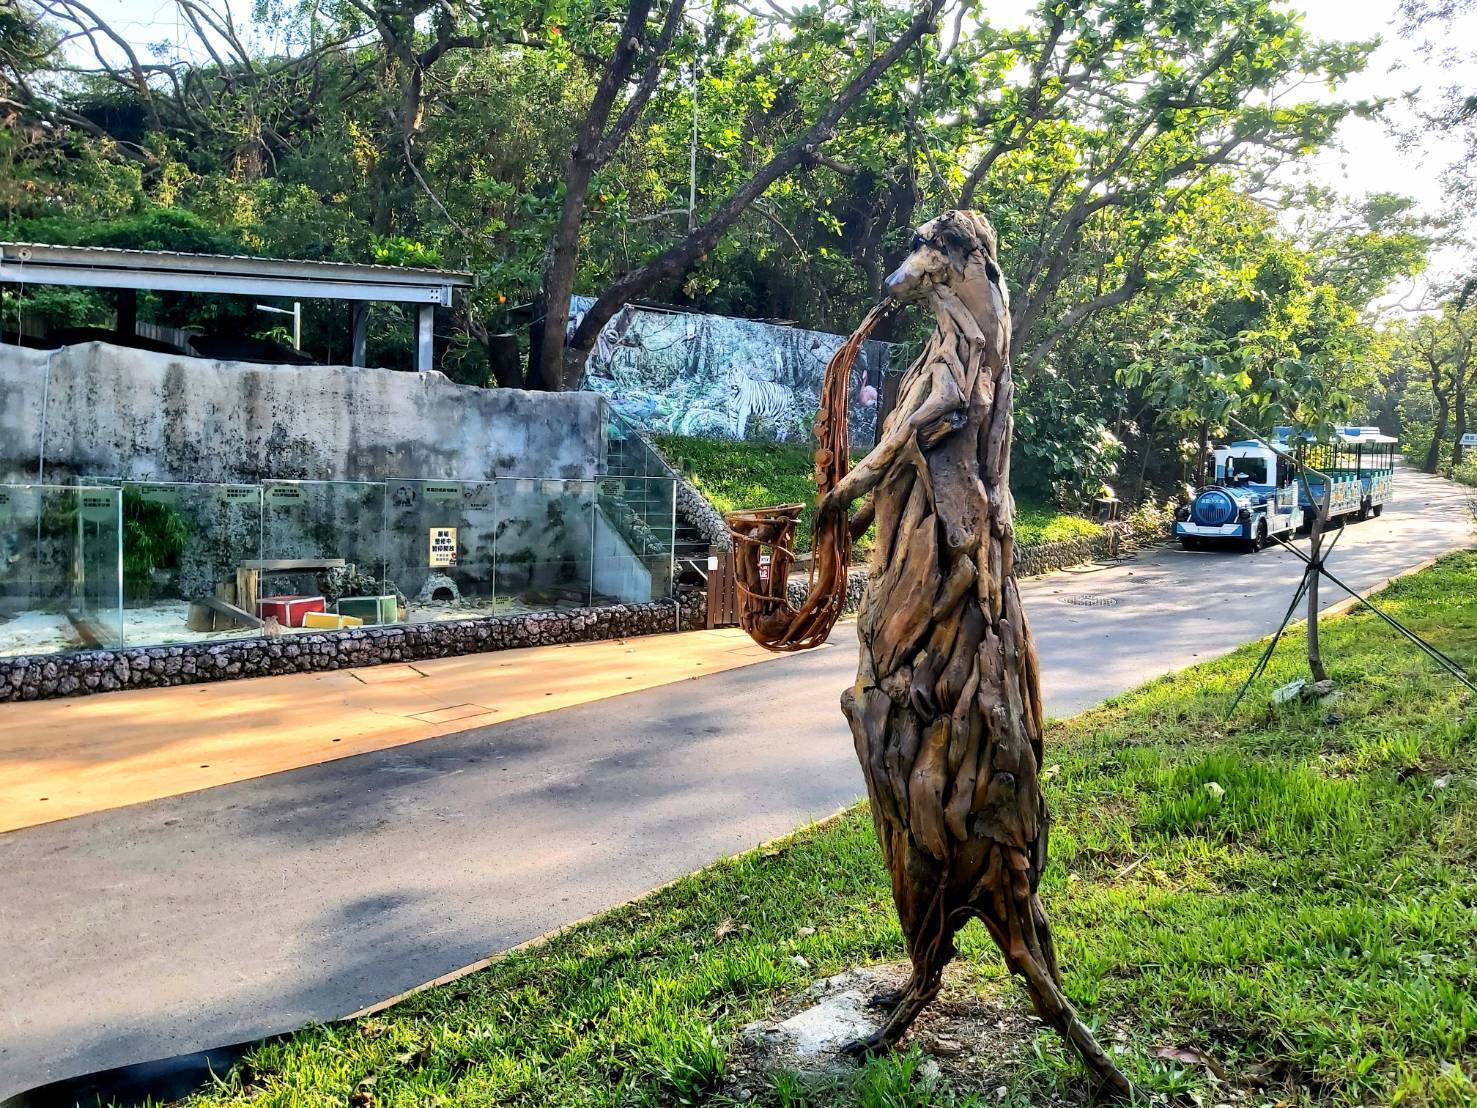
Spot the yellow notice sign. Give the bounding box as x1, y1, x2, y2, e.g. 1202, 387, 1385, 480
429, 526, 458, 567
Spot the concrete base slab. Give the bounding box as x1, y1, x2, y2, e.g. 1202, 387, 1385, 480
739, 965, 909, 1073
726, 963, 1059, 1102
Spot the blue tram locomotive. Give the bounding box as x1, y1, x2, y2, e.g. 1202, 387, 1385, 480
1172, 426, 1397, 553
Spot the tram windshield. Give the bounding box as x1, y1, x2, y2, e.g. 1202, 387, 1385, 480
1225, 456, 1269, 484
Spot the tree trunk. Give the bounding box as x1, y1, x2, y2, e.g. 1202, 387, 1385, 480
1129, 420, 1155, 505
532, 0, 682, 389
1425, 398, 1449, 475
535, 154, 597, 389
1424, 359, 1451, 474
815, 211, 1131, 1097
1306, 512, 1328, 683
487, 332, 524, 389
1453, 369, 1469, 470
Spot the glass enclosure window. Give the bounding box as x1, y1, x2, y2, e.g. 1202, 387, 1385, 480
0, 485, 122, 657
1, 471, 679, 656
385, 480, 501, 623
595, 476, 676, 604
87, 479, 264, 646
493, 479, 595, 612
261, 480, 392, 622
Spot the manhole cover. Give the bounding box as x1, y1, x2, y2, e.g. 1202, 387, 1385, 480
1063, 594, 1119, 607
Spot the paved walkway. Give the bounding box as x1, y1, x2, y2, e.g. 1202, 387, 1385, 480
0, 629, 783, 833
0, 467, 1469, 1096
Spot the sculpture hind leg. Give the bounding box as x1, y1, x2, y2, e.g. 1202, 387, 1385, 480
843, 925, 957, 1057
979, 873, 1134, 1098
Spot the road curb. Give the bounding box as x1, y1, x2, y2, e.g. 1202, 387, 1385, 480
350, 803, 858, 1018
0, 806, 861, 1108
1272, 550, 1453, 630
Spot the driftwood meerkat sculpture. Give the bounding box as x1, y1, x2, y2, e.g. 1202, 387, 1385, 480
728, 210, 1131, 1096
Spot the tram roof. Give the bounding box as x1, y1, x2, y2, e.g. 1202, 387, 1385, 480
1334, 426, 1398, 445
1270, 425, 1398, 446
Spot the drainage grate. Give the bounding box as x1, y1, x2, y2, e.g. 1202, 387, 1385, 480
1063, 594, 1119, 608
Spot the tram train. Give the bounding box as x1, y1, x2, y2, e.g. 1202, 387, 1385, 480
1172, 426, 1398, 553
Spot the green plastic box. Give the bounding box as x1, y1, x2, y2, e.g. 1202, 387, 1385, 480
336, 594, 398, 625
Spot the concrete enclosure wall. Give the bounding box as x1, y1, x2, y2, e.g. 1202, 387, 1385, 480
0, 342, 607, 484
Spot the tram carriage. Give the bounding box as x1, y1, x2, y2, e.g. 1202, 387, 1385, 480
1172, 426, 1397, 553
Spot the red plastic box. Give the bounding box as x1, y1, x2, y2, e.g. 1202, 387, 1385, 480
256, 595, 327, 627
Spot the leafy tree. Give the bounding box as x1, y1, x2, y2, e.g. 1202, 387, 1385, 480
0, 0, 1439, 504
953, 0, 1374, 371
1399, 300, 1477, 472
540, 0, 949, 389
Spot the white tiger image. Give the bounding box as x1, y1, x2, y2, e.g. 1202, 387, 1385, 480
729, 370, 799, 440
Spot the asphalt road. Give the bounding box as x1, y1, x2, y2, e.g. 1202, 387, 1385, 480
0, 467, 1470, 1097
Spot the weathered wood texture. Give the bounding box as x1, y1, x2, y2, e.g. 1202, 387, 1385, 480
706, 546, 740, 628
733, 211, 1131, 1096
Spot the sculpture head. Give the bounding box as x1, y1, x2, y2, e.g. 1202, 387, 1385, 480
884, 210, 1004, 306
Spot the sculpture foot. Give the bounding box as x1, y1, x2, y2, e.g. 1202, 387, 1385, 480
840, 1029, 896, 1059
844, 976, 941, 1061
865, 985, 908, 1010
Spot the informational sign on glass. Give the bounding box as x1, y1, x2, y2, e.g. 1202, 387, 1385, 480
429, 526, 458, 567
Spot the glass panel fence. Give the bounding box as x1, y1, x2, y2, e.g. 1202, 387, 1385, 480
595, 476, 676, 604
493, 478, 596, 612
1, 473, 678, 656
603, 405, 676, 479
87, 478, 265, 646
0, 484, 123, 656
385, 479, 503, 623
260, 480, 392, 629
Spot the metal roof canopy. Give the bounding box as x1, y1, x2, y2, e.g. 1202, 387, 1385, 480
0, 242, 476, 371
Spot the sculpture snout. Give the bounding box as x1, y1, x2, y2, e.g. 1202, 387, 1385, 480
884, 260, 926, 303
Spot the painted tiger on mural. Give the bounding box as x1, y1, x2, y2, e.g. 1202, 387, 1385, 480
729, 370, 800, 440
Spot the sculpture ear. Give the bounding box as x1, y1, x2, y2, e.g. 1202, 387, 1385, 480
956, 211, 1003, 288
937, 216, 976, 273
964, 211, 998, 262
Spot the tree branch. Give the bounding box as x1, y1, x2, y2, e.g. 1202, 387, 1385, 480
565, 0, 948, 383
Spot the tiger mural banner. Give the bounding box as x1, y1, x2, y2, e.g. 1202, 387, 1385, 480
569, 295, 898, 447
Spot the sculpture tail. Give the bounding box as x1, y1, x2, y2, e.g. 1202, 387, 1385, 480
725, 299, 895, 652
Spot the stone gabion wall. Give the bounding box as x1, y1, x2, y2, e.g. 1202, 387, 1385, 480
1, 524, 1173, 703
1013, 533, 1114, 577
786, 568, 868, 615
1010, 520, 1169, 577
675, 476, 732, 551
798, 525, 1169, 614
0, 594, 705, 703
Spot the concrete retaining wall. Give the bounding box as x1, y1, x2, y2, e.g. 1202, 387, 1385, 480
0, 342, 606, 484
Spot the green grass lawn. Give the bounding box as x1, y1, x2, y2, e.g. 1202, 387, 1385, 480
186, 554, 1477, 1108
651, 433, 1100, 553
